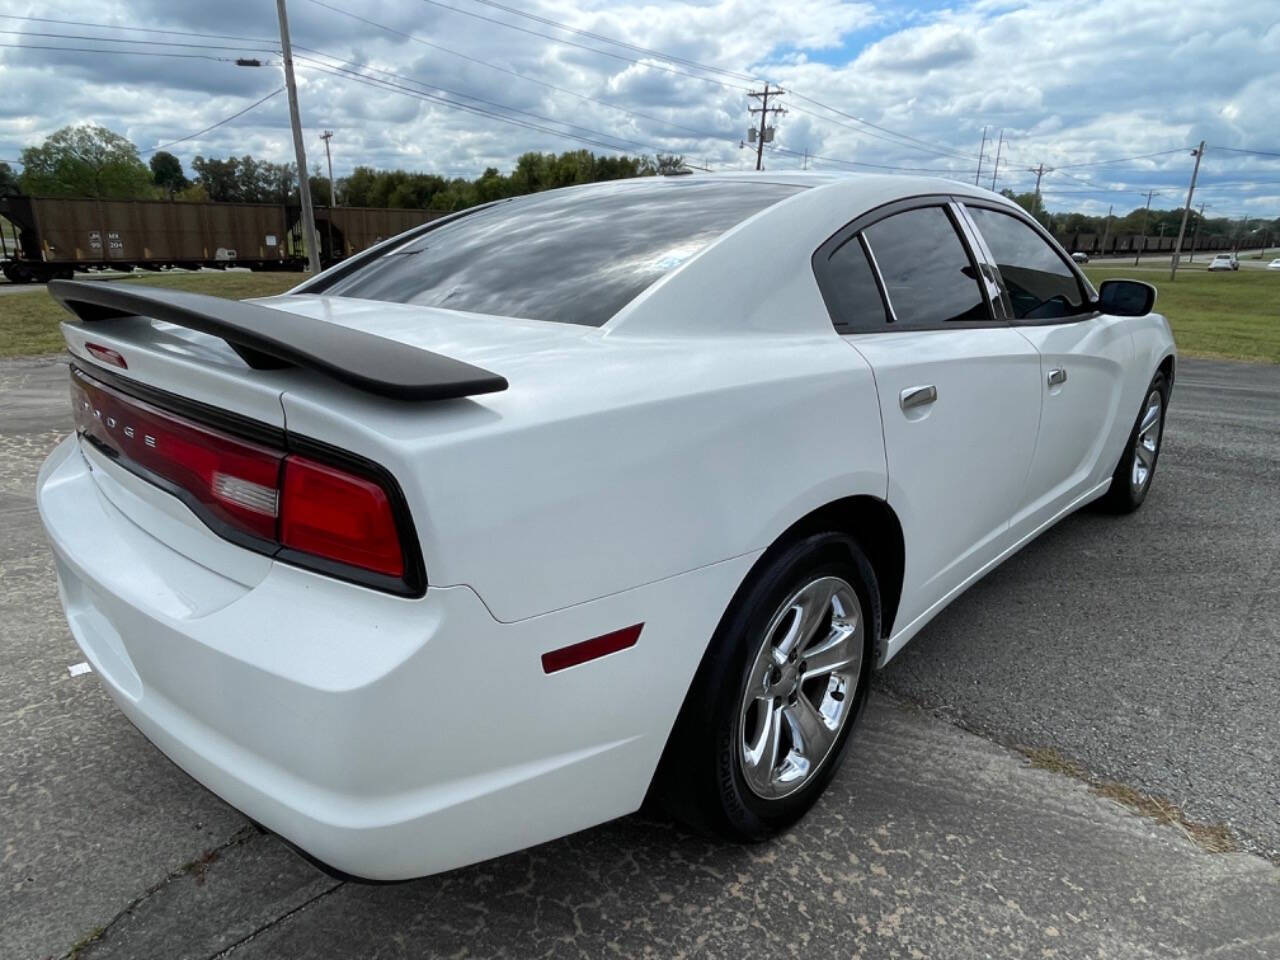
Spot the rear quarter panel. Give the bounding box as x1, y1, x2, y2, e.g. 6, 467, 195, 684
279, 334, 887, 623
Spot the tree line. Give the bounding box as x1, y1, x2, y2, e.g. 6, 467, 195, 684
3, 123, 1274, 242
1000, 188, 1275, 245
3, 123, 685, 212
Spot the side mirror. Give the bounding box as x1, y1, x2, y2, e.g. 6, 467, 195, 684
1096, 279, 1156, 317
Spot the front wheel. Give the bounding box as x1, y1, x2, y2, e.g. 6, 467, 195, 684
1099, 370, 1168, 513
653, 533, 879, 840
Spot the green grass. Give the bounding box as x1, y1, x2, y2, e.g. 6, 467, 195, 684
1084, 265, 1280, 365
0, 271, 302, 357
2, 263, 1278, 364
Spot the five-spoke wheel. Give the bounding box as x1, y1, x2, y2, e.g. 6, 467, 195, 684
739, 576, 864, 799
653, 533, 878, 840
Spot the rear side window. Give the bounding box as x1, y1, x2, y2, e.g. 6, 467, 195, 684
966, 206, 1085, 320
822, 235, 889, 328
323, 180, 802, 327
862, 207, 989, 328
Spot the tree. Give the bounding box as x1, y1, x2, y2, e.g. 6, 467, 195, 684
19, 124, 154, 199
0, 162, 19, 196
150, 151, 188, 196
192, 154, 294, 203
655, 153, 686, 175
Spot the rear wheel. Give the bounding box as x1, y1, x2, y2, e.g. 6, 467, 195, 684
654, 533, 878, 840
1099, 371, 1168, 513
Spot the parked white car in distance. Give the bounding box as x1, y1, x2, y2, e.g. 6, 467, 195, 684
37, 172, 1176, 880
1208, 253, 1238, 271
1071, 251, 1089, 263
1267, 258, 1280, 271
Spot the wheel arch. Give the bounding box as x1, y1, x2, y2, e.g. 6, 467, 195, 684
747, 495, 905, 661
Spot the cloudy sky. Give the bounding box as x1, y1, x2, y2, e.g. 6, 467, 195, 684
2, 0, 1277, 217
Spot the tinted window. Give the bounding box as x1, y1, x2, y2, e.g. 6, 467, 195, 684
862, 207, 988, 327
967, 206, 1085, 320
823, 234, 889, 328
324, 180, 802, 327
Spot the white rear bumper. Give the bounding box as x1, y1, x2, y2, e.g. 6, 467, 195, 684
38, 434, 754, 879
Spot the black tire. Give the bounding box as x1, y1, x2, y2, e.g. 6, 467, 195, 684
653, 532, 879, 840
1099, 370, 1169, 514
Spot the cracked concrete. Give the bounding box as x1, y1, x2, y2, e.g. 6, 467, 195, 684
2, 354, 1277, 959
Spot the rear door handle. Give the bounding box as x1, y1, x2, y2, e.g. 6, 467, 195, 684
1047, 368, 1068, 387
900, 384, 937, 410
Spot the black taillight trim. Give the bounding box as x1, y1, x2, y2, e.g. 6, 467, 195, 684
70, 362, 427, 598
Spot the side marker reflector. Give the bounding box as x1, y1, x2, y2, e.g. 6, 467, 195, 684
85, 343, 127, 368
541, 623, 643, 674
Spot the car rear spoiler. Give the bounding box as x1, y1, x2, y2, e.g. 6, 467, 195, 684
47, 280, 509, 402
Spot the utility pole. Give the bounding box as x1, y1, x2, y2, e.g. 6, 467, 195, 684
1135, 188, 1155, 267
1031, 162, 1052, 216
747, 83, 785, 172
975, 126, 988, 186
802, 148, 808, 170
320, 129, 337, 262
1031, 162, 1051, 198
1169, 140, 1204, 281
1188, 201, 1206, 262
1100, 203, 1113, 258
276, 0, 320, 274
990, 129, 1004, 192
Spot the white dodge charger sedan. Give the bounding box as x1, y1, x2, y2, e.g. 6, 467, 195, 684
37, 173, 1174, 880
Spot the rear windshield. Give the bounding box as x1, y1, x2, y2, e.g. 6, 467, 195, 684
322, 179, 802, 327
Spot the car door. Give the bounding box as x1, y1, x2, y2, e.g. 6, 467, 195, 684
812, 200, 1043, 636
960, 202, 1134, 531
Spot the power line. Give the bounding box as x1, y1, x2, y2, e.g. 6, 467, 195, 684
1211, 145, 1280, 159
440, 0, 978, 163
0, 40, 263, 62
0, 14, 273, 45
786, 92, 978, 162
302, 1, 726, 143
769, 145, 977, 176
1049, 167, 1152, 196
144, 87, 286, 154
460, 0, 756, 83
293, 52, 691, 155
296, 59, 670, 157
784, 101, 976, 162
1051, 147, 1193, 169
0, 28, 276, 54
1, 7, 980, 167
415, 0, 752, 91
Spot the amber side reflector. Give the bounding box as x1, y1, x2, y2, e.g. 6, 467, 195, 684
541, 623, 643, 674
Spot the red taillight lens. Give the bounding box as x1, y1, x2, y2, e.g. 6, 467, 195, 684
72, 370, 283, 542
71, 367, 415, 590
280, 456, 404, 578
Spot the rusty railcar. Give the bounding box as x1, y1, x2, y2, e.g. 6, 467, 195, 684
313, 205, 447, 259
0, 195, 443, 282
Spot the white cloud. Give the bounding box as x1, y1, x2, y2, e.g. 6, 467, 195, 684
1, 0, 1276, 216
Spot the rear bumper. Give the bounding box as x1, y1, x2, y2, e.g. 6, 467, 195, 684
38, 435, 755, 879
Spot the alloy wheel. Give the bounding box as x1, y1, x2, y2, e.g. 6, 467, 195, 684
1130, 389, 1163, 494
738, 576, 864, 800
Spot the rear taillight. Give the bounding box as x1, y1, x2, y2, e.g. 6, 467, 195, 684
281, 456, 404, 578
71, 367, 418, 593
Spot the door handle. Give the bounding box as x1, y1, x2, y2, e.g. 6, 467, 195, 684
1047, 368, 1068, 387
900, 384, 937, 410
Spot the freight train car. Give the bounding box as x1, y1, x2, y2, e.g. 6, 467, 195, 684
0, 195, 444, 282
1053, 230, 1235, 258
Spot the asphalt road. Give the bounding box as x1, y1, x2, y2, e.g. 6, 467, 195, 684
2, 354, 1277, 959
878, 357, 1280, 860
